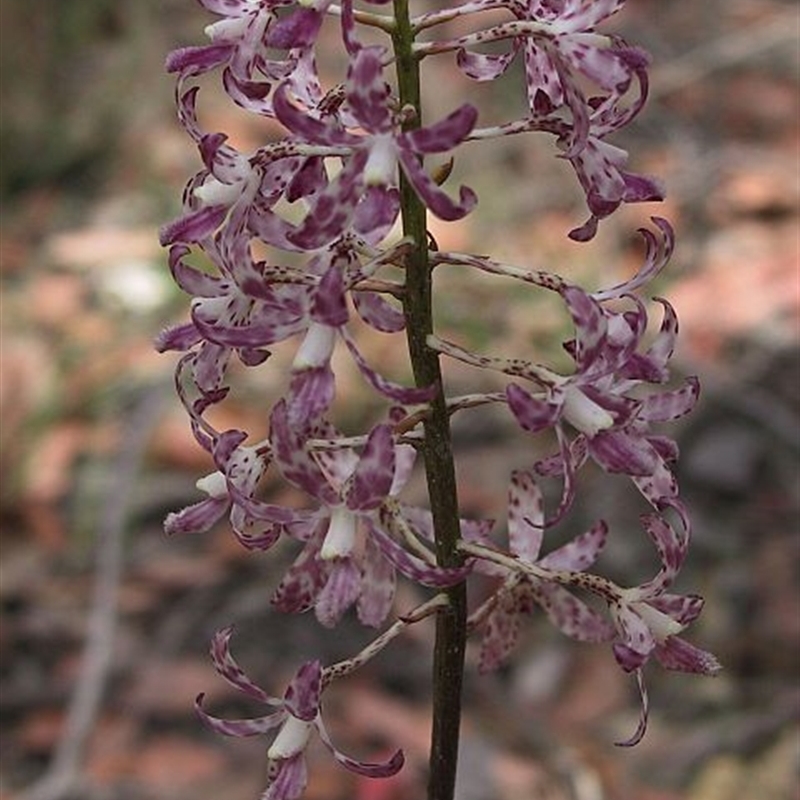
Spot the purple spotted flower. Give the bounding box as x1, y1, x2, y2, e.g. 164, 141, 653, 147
270, 405, 469, 627
472, 477, 718, 744
476, 470, 613, 672
505, 287, 698, 518
157, 0, 716, 773
430, 228, 698, 524
606, 511, 715, 673
272, 45, 478, 249
604, 512, 722, 744
164, 0, 329, 117
158, 231, 429, 426
158, 88, 328, 249
155, 236, 307, 396
561, 96, 665, 241
164, 428, 315, 551
451, 0, 637, 128
196, 627, 403, 800
436, 0, 661, 239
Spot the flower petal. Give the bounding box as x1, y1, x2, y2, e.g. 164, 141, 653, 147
532, 582, 614, 642
352, 290, 405, 333
283, 661, 322, 722
654, 636, 722, 675
368, 520, 470, 587
457, 47, 517, 82
478, 587, 524, 673
398, 148, 477, 220
562, 285, 607, 370
357, 536, 396, 628
315, 557, 362, 627
316, 718, 405, 778
272, 528, 329, 614
209, 626, 277, 704
195, 695, 286, 737
610, 603, 655, 670
264, 753, 308, 800
640, 377, 700, 423
539, 520, 608, 571
164, 496, 229, 535
346, 424, 395, 511
341, 328, 437, 404
402, 104, 478, 154
506, 383, 562, 434
507, 470, 545, 561
270, 401, 339, 502
159, 204, 229, 246
615, 670, 649, 747
590, 429, 660, 476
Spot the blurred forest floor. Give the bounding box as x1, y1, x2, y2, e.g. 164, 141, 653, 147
0, 1, 798, 799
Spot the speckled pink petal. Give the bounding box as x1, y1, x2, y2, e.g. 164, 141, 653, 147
195, 695, 286, 737
357, 536, 396, 628
539, 519, 608, 571
654, 636, 722, 675
264, 752, 308, 800
478, 589, 523, 673
166, 43, 233, 76
345, 46, 393, 132
159, 204, 229, 246
209, 626, 277, 703
403, 104, 478, 154
506, 383, 563, 434
272, 531, 329, 615
610, 603, 655, 670
316, 717, 405, 778
315, 557, 362, 627
352, 289, 405, 333
507, 470, 545, 561
164, 496, 230, 535
593, 219, 674, 301
397, 147, 477, 221
270, 401, 338, 503
457, 46, 517, 81
532, 582, 614, 642
283, 661, 322, 721
368, 521, 471, 587
589, 429, 660, 476
346, 424, 395, 511
341, 328, 438, 404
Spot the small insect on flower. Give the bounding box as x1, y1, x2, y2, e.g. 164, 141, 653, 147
431, 157, 454, 186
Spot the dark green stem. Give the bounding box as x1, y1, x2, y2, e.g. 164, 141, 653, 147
391, 4, 467, 799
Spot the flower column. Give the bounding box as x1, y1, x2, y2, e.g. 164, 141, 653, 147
392, 4, 467, 799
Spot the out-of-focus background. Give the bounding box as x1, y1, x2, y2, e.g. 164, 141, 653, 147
1, 1, 798, 799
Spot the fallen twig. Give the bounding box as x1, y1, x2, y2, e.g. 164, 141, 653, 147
19, 381, 167, 800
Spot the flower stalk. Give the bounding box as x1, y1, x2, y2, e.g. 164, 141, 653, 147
392, 4, 468, 798
158, 2, 719, 798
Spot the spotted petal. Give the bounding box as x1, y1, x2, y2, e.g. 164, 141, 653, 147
283, 661, 322, 722
654, 636, 722, 675
316, 717, 405, 778
195, 696, 286, 737
315, 558, 362, 627
538, 520, 608, 571
506, 383, 563, 434
209, 626, 278, 704
368, 521, 470, 587
397, 147, 477, 221
357, 536, 396, 628
507, 470, 545, 561
640, 377, 700, 423
345, 424, 395, 511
